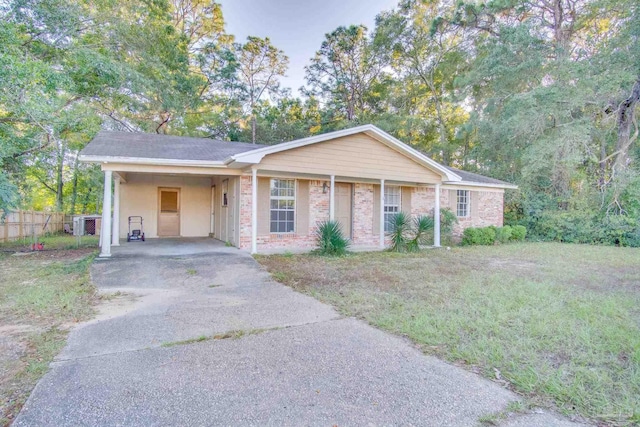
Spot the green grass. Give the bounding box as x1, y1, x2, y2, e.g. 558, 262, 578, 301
0, 234, 99, 251
257, 243, 640, 426
0, 249, 97, 424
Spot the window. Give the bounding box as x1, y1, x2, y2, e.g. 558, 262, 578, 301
384, 186, 401, 232
456, 190, 470, 217
270, 179, 295, 233
222, 179, 228, 207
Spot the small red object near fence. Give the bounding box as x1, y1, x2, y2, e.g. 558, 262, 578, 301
31, 242, 44, 251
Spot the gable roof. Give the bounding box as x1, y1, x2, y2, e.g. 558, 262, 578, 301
79, 126, 516, 189
79, 131, 265, 165
229, 124, 461, 182
444, 166, 517, 189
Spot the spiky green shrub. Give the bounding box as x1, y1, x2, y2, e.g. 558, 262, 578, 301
407, 215, 435, 252
388, 211, 412, 252
388, 212, 435, 252
315, 220, 349, 256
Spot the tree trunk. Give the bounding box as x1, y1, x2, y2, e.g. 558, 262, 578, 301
251, 114, 256, 144
613, 77, 640, 175
55, 140, 66, 212
69, 155, 80, 214
81, 187, 92, 214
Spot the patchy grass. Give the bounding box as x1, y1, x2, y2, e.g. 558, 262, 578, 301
0, 234, 99, 251
161, 328, 272, 348
0, 248, 98, 425
257, 243, 640, 426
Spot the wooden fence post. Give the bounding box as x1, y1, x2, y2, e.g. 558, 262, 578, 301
18, 210, 23, 240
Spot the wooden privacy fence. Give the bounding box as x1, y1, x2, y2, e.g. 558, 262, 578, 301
0, 210, 67, 242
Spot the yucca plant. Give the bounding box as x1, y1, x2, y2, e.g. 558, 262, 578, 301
388, 211, 411, 252
407, 215, 434, 252
388, 212, 435, 252
315, 220, 350, 256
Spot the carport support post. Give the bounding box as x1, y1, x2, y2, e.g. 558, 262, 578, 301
329, 175, 335, 221
251, 167, 258, 254
433, 184, 441, 247
379, 179, 385, 248
111, 176, 120, 246
100, 170, 112, 257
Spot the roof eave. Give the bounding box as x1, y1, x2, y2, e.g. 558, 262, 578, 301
78, 154, 227, 168
443, 180, 518, 190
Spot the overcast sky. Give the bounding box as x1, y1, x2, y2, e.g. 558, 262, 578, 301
218, 0, 398, 97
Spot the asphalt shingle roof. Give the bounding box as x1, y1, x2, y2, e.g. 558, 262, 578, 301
445, 166, 514, 186
81, 130, 515, 188
80, 131, 264, 162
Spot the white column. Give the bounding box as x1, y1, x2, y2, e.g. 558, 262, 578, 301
434, 184, 441, 247
251, 168, 258, 254
111, 176, 120, 246
329, 175, 335, 221
100, 170, 112, 257
379, 179, 385, 248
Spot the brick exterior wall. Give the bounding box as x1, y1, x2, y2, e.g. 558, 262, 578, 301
352, 183, 378, 246
239, 175, 252, 249
238, 176, 505, 251
450, 189, 504, 235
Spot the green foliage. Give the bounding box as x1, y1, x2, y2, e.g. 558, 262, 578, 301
510, 225, 526, 242
439, 208, 458, 235
388, 211, 412, 252
495, 225, 512, 243
529, 211, 639, 247
315, 220, 350, 256
388, 212, 435, 252
408, 215, 435, 252
461, 227, 497, 246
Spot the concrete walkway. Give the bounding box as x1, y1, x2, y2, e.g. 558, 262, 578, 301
15, 239, 584, 426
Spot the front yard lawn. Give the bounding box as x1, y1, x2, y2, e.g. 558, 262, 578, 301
0, 243, 98, 425
257, 243, 640, 426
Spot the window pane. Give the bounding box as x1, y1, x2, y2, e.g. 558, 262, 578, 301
269, 179, 295, 233
160, 191, 178, 212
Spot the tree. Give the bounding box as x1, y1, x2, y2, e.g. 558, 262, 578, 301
235, 37, 288, 143
304, 25, 388, 122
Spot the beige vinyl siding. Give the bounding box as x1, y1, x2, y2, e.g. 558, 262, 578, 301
119, 174, 211, 238
296, 180, 310, 236
258, 134, 442, 183
401, 187, 412, 214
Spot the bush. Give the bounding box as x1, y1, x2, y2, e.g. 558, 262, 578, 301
462, 226, 496, 246
511, 225, 527, 241
408, 215, 435, 252
315, 221, 349, 255
388, 212, 435, 252
495, 225, 513, 243
527, 210, 639, 247
439, 208, 458, 235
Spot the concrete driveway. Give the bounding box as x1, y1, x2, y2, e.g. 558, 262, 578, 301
15, 239, 583, 426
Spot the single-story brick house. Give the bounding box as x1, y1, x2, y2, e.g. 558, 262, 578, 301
79, 124, 516, 257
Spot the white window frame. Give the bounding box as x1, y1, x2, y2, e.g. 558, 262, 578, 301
456, 190, 470, 217
384, 186, 401, 232
270, 179, 296, 233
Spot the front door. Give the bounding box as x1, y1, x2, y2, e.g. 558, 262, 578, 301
158, 188, 180, 237
335, 183, 353, 239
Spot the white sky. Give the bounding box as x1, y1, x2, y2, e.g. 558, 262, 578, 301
218, 0, 399, 97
